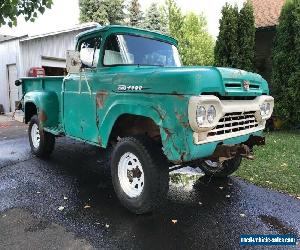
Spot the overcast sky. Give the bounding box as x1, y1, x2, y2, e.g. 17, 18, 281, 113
0, 0, 245, 38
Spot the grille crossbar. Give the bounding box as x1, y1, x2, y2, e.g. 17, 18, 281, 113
225, 83, 260, 89
208, 111, 259, 137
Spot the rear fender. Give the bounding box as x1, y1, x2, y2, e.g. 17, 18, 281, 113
24, 91, 59, 127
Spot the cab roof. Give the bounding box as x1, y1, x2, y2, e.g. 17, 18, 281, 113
75, 25, 178, 46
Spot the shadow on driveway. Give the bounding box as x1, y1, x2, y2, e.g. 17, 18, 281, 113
0, 123, 299, 249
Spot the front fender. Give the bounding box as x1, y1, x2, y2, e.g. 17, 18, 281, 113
98, 99, 161, 145
24, 91, 59, 127
98, 94, 191, 163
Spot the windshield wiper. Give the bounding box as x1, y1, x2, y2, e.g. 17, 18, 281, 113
135, 64, 164, 67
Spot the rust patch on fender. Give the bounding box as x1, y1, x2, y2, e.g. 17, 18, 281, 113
38, 110, 47, 122
171, 91, 184, 100
96, 91, 108, 109
180, 121, 190, 128
171, 140, 181, 155
180, 151, 187, 162
96, 113, 100, 129
175, 112, 183, 122
163, 127, 173, 140
152, 106, 166, 120
175, 111, 189, 128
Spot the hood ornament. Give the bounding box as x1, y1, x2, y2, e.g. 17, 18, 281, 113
243, 80, 250, 91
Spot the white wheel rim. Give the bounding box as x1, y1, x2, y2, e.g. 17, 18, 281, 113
204, 160, 221, 168
118, 152, 144, 198
31, 123, 40, 148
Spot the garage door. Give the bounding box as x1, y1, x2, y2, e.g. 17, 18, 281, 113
7, 64, 18, 112
41, 57, 66, 68
42, 57, 67, 76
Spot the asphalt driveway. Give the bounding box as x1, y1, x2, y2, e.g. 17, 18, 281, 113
0, 117, 299, 250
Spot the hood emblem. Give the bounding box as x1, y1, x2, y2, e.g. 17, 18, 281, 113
243, 80, 250, 91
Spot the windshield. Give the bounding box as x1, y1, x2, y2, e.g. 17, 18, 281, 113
103, 34, 181, 67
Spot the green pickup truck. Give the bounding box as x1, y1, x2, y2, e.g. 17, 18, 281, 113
17, 25, 274, 214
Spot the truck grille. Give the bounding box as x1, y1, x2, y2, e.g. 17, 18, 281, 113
208, 111, 259, 137
225, 82, 260, 89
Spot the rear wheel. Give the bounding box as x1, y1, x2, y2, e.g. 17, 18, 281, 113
28, 115, 55, 157
111, 136, 169, 214
199, 155, 242, 178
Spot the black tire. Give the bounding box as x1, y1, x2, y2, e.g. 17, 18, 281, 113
28, 115, 55, 157
199, 155, 242, 178
111, 136, 169, 214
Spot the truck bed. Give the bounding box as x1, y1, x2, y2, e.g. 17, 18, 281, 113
21, 76, 64, 131
21, 76, 64, 95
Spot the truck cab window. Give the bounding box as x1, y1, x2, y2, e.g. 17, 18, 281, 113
103, 34, 181, 67
80, 37, 101, 68
103, 35, 127, 65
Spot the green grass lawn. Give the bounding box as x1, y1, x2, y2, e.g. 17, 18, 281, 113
235, 130, 300, 197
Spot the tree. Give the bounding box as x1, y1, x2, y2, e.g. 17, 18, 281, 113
215, 1, 255, 70
0, 0, 53, 27
163, 0, 214, 66
158, 5, 168, 33
79, 0, 125, 25
214, 3, 239, 68
79, 0, 107, 25
144, 3, 166, 33
106, 0, 125, 24
179, 13, 214, 66
127, 0, 143, 27
164, 0, 184, 39
237, 0, 255, 71
272, 0, 300, 126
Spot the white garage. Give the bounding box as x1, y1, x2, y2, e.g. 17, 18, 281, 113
0, 23, 97, 114
7, 64, 19, 112
0, 35, 25, 113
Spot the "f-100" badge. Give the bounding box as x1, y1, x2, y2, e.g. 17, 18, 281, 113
117, 85, 143, 91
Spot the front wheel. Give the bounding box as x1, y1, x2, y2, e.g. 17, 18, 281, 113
28, 115, 55, 157
199, 155, 242, 178
111, 136, 169, 214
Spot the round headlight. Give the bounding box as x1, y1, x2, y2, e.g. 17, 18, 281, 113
265, 103, 271, 115
260, 103, 266, 116
196, 106, 206, 126
260, 102, 271, 116
207, 105, 216, 123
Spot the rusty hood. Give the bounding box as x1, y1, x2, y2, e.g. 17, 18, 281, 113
110, 66, 269, 97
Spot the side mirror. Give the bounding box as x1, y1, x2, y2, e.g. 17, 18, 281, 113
66, 50, 82, 74
15, 79, 22, 86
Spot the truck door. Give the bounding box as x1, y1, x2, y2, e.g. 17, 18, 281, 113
63, 36, 101, 142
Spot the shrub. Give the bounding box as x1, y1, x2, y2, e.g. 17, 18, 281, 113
272, 0, 300, 126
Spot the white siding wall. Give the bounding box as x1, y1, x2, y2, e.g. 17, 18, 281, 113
0, 26, 95, 113
19, 30, 79, 77
0, 39, 21, 113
